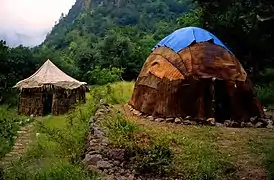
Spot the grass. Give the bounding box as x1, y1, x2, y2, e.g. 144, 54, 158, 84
2, 81, 274, 180
100, 82, 274, 179
2, 91, 102, 180
0, 105, 28, 158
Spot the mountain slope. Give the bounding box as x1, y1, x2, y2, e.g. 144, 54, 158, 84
35, 0, 197, 83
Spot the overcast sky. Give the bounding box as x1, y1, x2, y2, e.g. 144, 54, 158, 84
0, 0, 76, 47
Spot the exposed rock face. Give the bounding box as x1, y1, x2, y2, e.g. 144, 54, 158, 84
126, 104, 274, 129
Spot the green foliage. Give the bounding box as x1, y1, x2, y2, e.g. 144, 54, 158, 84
35, 0, 193, 81
0, 106, 21, 158
255, 84, 274, 107
87, 66, 124, 85
3, 92, 101, 179
193, 0, 274, 80
103, 112, 173, 176
4, 160, 99, 180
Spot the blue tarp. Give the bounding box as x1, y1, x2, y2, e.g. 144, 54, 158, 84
152, 27, 232, 54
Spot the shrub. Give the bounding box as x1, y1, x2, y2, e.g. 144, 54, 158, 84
0, 106, 21, 158
103, 112, 173, 176
87, 66, 124, 85
254, 84, 274, 107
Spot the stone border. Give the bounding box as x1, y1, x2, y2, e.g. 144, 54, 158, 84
126, 104, 274, 129
83, 103, 136, 180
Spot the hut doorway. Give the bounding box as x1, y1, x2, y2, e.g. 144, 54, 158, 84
43, 93, 53, 115
213, 80, 232, 122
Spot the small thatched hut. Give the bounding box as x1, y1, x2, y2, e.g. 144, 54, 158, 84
14, 59, 89, 116
129, 27, 265, 123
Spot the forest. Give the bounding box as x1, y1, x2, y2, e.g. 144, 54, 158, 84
1, 0, 274, 104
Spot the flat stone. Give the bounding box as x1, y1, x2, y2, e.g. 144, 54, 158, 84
183, 120, 192, 125
148, 116, 154, 121
185, 116, 191, 120
265, 115, 272, 119
231, 121, 240, 128
166, 118, 175, 123
97, 160, 112, 169
84, 154, 103, 165
250, 116, 258, 124
206, 118, 215, 123
93, 127, 104, 136
245, 122, 254, 127
128, 174, 135, 180
155, 118, 164, 122
224, 120, 232, 127
216, 123, 225, 127
86, 165, 102, 173
106, 148, 125, 161
174, 118, 181, 124
255, 122, 264, 128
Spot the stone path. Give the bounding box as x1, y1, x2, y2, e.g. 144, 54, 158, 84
0, 123, 35, 168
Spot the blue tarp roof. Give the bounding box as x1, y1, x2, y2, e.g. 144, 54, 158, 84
152, 27, 232, 54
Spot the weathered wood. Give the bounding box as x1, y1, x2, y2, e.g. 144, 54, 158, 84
130, 43, 265, 122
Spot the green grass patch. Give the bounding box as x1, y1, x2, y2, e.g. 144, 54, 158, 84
3, 90, 102, 180
0, 105, 28, 158
247, 131, 274, 179
102, 111, 237, 179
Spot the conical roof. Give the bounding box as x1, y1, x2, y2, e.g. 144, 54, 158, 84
14, 59, 87, 90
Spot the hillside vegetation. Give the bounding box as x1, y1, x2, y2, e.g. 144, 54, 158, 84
2, 82, 274, 180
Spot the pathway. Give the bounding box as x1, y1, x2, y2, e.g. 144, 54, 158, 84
0, 123, 35, 168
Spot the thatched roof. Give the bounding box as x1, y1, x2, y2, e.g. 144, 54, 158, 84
14, 59, 87, 90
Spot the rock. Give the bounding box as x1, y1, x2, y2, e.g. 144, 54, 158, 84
166, 118, 175, 123
255, 122, 264, 128
84, 154, 103, 165
245, 122, 254, 128
185, 116, 191, 120
93, 127, 104, 136
86, 165, 102, 173
250, 116, 258, 124
267, 124, 274, 129
206, 118, 216, 126
106, 149, 125, 161
128, 174, 135, 180
97, 160, 112, 169
183, 120, 192, 125
206, 118, 215, 123
265, 115, 272, 119
174, 118, 181, 124
88, 150, 101, 155
107, 175, 116, 180
216, 122, 225, 127
113, 161, 120, 166
95, 111, 104, 117
240, 122, 246, 127
224, 120, 232, 127
155, 118, 164, 122
148, 116, 154, 121
231, 121, 240, 128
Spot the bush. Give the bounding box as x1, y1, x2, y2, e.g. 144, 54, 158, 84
103, 112, 173, 176
3, 90, 102, 179
87, 66, 124, 85
255, 84, 274, 107
0, 106, 22, 158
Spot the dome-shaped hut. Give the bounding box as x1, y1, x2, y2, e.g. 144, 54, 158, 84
129, 27, 264, 123
14, 59, 89, 116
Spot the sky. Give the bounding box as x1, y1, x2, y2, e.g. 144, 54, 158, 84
0, 0, 76, 47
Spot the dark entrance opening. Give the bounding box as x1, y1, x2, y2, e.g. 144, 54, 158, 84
43, 93, 53, 115
214, 80, 231, 123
